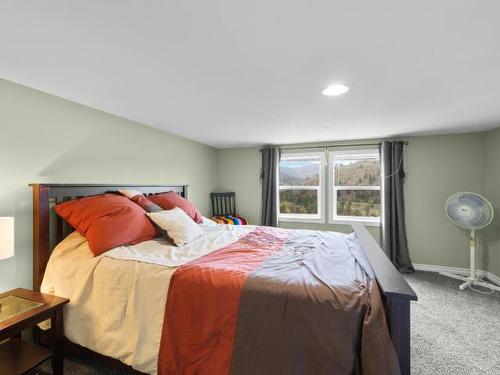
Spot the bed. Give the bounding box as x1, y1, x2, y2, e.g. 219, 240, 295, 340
31, 183, 417, 375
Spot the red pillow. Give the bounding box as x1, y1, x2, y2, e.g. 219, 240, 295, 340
148, 192, 202, 223
55, 194, 158, 256
130, 195, 163, 213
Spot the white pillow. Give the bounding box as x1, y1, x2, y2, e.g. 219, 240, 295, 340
118, 189, 143, 199
147, 208, 203, 246
201, 216, 218, 226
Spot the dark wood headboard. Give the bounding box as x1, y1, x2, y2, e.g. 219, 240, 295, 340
30, 183, 188, 292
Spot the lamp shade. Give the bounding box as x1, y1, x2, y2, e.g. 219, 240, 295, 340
0, 217, 14, 260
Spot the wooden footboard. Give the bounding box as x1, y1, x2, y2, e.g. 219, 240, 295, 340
352, 223, 417, 375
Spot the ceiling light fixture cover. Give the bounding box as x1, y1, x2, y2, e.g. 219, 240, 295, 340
322, 83, 350, 97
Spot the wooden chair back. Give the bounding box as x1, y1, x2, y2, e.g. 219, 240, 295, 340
211, 192, 236, 216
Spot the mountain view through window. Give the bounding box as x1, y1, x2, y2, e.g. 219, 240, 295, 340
278, 149, 381, 223
334, 158, 380, 218
279, 155, 321, 216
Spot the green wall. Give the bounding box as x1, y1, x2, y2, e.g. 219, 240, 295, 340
216, 147, 262, 225
485, 128, 500, 277
405, 133, 487, 269
216, 132, 499, 275
0, 79, 217, 291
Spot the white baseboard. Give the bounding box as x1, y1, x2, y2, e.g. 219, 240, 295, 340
413, 263, 500, 287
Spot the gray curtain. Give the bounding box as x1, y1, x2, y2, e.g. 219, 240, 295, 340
380, 141, 414, 273
260, 146, 280, 227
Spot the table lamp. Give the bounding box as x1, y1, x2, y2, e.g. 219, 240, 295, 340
0, 217, 14, 260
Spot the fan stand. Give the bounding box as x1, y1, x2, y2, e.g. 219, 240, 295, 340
440, 229, 500, 293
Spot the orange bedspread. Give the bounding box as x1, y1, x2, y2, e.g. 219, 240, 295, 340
157, 227, 399, 375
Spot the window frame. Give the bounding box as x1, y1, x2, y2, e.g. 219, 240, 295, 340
328, 148, 381, 226
278, 151, 326, 223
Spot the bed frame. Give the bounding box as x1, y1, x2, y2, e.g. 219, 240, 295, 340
31, 183, 417, 375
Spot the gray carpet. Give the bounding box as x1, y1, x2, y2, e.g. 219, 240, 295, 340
36, 271, 500, 374
405, 271, 500, 375
36, 356, 124, 375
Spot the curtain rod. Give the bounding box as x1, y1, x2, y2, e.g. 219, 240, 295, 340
277, 140, 408, 151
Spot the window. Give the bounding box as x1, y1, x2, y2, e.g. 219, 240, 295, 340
329, 149, 380, 225
278, 152, 325, 222
277, 147, 381, 225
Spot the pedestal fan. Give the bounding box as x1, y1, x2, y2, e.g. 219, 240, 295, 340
441, 192, 499, 293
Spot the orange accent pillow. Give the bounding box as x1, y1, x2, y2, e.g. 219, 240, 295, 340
55, 194, 158, 256
148, 192, 203, 223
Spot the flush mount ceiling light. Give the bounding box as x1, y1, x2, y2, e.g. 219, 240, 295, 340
322, 83, 350, 97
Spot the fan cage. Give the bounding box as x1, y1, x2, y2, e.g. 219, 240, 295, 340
445, 192, 494, 230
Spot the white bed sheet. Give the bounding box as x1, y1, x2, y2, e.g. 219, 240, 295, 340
104, 224, 254, 267
41, 224, 254, 374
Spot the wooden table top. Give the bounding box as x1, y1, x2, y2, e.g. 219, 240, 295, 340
0, 288, 69, 332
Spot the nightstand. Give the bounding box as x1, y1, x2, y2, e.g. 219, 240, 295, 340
0, 288, 69, 375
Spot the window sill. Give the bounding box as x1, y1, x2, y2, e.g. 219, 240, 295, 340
329, 218, 380, 227
278, 216, 324, 224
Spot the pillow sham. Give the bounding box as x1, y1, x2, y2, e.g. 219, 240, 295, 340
118, 191, 176, 242
118, 189, 163, 213
147, 208, 204, 247
118, 189, 143, 199
130, 194, 163, 213
148, 191, 203, 223
55, 194, 158, 256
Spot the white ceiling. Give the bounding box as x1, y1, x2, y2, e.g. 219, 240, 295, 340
1, 1, 500, 148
